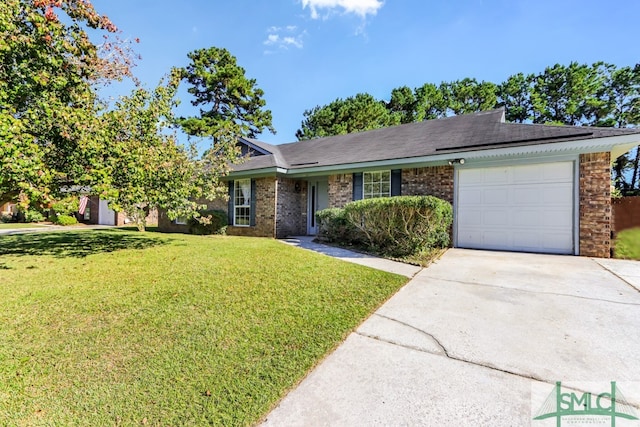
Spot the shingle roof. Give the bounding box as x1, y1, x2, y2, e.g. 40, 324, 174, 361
233, 109, 640, 172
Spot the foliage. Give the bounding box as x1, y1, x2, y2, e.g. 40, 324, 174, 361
0, 0, 136, 209
318, 196, 453, 257
0, 230, 406, 425
614, 227, 640, 260
297, 93, 399, 140
17, 208, 45, 223
316, 207, 360, 243
50, 196, 79, 225
102, 77, 241, 232
178, 46, 275, 139
188, 209, 227, 235
53, 214, 78, 226
343, 196, 452, 257
51, 196, 79, 216
442, 78, 498, 116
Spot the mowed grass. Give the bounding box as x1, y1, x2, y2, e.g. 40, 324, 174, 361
0, 230, 407, 426
614, 227, 640, 260
0, 223, 46, 229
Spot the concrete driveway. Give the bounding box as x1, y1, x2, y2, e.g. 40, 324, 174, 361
263, 249, 640, 426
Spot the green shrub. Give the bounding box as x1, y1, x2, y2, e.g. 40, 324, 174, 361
316, 208, 361, 243
342, 196, 453, 257
54, 214, 78, 226
189, 209, 228, 235
51, 197, 80, 216
20, 209, 45, 223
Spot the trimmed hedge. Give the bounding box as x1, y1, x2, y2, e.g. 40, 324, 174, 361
54, 214, 78, 226
316, 208, 361, 244
189, 209, 228, 235
317, 196, 452, 257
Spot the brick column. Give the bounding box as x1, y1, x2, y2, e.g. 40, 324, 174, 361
579, 152, 611, 258
328, 174, 353, 208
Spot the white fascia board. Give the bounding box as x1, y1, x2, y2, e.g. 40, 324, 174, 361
226, 167, 287, 179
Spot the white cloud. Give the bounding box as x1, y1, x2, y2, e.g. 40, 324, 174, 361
263, 25, 305, 53
282, 36, 303, 48
301, 0, 384, 19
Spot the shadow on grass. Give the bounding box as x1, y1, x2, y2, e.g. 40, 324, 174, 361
0, 229, 171, 260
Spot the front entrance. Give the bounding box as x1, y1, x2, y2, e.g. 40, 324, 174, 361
307, 178, 328, 235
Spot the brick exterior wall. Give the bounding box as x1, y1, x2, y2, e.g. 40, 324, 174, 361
328, 174, 353, 208
227, 177, 276, 237
401, 165, 454, 204
579, 152, 611, 258
275, 178, 307, 238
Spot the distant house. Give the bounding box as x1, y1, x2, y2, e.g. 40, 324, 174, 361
85, 196, 157, 226
158, 109, 640, 258
0, 202, 17, 218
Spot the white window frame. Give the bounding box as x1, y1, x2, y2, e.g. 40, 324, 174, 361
234, 179, 251, 227
363, 170, 391, 199
174, 216, 187, 225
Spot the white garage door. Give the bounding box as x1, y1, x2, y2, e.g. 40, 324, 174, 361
456, 162, 574, 254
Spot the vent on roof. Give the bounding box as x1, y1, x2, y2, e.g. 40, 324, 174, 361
290, 161, 319, 166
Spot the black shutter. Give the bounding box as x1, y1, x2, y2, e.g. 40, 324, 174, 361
391, 169, 402, 196
227, 181, 234, 225
249, 179, 256, 226
353, 173, 363, 201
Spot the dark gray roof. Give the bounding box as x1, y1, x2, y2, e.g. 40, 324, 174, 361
233, 109, 640, 173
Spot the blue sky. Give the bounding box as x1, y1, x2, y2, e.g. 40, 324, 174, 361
92, 0, 640, 146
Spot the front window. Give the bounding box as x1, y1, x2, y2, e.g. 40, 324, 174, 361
234, 179, 251, 226
363, 170, 391, 199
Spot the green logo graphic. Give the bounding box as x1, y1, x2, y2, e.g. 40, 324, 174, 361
533, 381, 639, 427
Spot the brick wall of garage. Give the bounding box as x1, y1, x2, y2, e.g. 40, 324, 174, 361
401, 165, 454, 204
579, 152, 612, 258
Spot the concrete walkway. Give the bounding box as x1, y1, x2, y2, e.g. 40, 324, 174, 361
263, 247, 640, 426
280, 236, 422, 278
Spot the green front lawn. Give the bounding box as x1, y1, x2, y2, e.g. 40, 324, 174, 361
0, 230, 406, 426
0, 222, 46, 229
614, 227, 640, 260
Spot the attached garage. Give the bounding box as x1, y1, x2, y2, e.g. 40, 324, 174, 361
456, 161, 575, 254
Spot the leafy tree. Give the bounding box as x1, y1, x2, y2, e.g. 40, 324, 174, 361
413, 83, 448, 121
387, 86, 417, 124
297, 93, 398, 140
498, 73, 534, 123
0, 0, 135, 208
530, 62, 601, 125
102, 76, 241, 231
178, 47, 275, 139
442, 78, 498, 116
